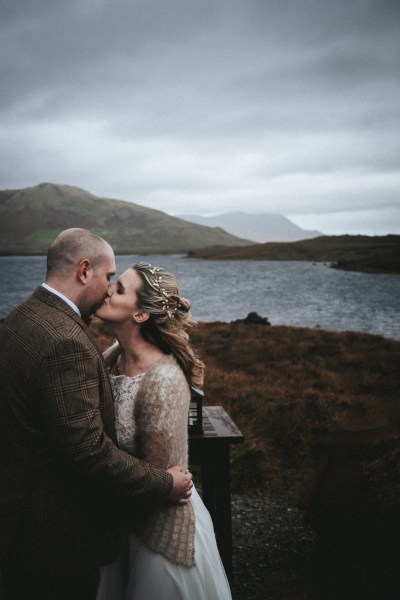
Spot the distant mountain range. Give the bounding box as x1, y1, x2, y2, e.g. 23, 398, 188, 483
177, 211, 323, 243
0, 183, 252, 255
1, 184, 398, 273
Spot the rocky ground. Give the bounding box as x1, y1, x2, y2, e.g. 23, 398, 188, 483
230, 492, 400, 600
230, 493, 315, 600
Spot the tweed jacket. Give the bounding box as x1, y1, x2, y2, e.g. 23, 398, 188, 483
0, 286, 172, 575
104, 347, 196, 567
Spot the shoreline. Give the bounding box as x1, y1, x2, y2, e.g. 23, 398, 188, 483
2, 233, 400, 275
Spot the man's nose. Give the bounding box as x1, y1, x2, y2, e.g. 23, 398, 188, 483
107, 283, 116, 295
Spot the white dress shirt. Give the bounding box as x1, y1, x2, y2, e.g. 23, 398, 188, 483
41, 283, 81, 317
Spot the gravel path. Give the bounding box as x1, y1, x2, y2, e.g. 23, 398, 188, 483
230, 492, 400, 600
230, 494, 315, 600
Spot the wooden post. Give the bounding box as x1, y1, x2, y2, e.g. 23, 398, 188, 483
189, 406, 244, 578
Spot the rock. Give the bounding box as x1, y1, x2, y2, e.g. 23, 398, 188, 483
232, 312, 271, 325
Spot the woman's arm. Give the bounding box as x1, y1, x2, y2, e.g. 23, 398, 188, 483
134, 357, 190, 470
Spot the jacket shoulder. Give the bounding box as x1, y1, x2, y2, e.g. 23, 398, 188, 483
1, 290, 93, 366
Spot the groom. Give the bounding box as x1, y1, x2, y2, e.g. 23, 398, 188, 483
0, 228, 192, 600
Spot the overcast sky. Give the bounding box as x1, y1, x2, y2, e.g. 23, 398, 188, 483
1, 0, 399, 235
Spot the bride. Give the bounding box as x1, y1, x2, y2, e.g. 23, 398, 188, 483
95, 262, 232, 600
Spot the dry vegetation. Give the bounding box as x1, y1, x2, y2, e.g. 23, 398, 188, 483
91, 315, 400, 508
89, 316, 400, 598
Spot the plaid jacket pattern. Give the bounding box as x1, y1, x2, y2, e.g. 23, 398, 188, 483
0, 286, 172, 574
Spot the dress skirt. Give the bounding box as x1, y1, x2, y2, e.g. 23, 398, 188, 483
96, 486, 232, 600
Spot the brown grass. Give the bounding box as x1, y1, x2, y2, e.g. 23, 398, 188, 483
90, 317, 400, 508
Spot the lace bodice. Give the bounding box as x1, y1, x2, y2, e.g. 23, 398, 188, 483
110, 373, 144, 454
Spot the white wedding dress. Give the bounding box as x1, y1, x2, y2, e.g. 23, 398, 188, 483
96, 373, 232, 600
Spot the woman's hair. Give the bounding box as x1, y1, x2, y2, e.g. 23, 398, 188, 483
132, 262, 204, 389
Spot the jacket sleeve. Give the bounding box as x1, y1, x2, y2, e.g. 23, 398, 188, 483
34, 337, 173, 504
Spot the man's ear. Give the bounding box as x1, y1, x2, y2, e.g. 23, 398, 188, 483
133, 311, 150, 324
77, 259, 91, 285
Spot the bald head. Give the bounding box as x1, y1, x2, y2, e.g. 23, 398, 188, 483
45, 228, 116, 317
46, 228, 112, 278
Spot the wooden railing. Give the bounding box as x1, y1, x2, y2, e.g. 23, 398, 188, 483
189, 406, 244, 578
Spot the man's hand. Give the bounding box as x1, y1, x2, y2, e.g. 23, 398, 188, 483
167, 465, 193, 504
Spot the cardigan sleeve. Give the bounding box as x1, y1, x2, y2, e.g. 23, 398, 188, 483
134, 357, 190, 470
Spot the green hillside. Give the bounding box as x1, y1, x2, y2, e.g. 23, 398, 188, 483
0, 183, 252, 255
189, 234, 400, 274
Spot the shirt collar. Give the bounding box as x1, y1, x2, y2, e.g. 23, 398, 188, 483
42, 283, 81, 317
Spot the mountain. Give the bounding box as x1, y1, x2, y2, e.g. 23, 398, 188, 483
0, 183, 252, 255
177, 211, 323, 243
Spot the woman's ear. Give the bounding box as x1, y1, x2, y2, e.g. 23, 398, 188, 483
133, 310, 150, 324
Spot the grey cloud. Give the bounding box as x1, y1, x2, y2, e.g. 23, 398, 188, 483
1, 0, 399, 233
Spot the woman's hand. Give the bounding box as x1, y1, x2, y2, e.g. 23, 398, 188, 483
167, 465, 193, 504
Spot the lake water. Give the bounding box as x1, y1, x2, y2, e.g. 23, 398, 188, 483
1, 255, 399, 340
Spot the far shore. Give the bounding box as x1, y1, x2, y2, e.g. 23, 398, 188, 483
2, 233, 400, 275
187, 234, 400, 274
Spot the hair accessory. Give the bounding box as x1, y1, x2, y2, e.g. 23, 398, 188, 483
149, 266, 162, 275
147, 264, 178, 318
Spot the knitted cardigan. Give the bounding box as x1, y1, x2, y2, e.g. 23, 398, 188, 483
104, 345, 196, 568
